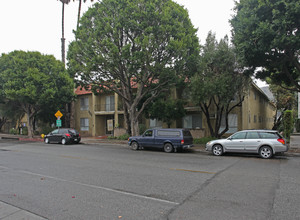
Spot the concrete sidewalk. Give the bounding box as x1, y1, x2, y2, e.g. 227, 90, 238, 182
0, 201, 47, 220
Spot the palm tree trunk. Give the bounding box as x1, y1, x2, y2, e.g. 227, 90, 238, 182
61, 1, 66, 65
76, 0, 82, 30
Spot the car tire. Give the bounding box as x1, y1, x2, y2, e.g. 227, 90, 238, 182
259, 146, 273, 159
44, 138, 50, 144
61, 138, 67, 145
212, 144, 223, 156
130, 141, 139, 150
164, 143, 173, 153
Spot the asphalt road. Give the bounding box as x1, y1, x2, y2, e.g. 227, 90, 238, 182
0, 139, 300, 220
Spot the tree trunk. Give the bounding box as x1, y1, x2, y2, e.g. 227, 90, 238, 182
0, 117, 7, 131
122, 98, 131, 135
26, 112, 34, 138
128, 107, 139, 136
76, 0, 82, 31
61, 2, 66, 65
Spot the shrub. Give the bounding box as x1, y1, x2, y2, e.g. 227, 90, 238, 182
9, 128, 18, 135
21, 127, 28, 135
41, 127, 54, 135
107, 136, 117, 139
117, 133, 130, 140
283, 110, 293, 139
193, 136, 216, 145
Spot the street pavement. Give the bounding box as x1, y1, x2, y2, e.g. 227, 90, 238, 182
0, 133, 299, 219
0, 200, 46, 220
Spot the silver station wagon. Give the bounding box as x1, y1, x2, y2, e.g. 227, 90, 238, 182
206, 130, 288, 159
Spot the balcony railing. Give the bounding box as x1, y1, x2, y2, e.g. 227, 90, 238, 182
94, 104, 124, 112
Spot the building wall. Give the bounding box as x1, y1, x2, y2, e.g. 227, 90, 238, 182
242, 84, 275, 130
74, 90, 125, 137
74, 82, 276, 138
74, 94, 93, 136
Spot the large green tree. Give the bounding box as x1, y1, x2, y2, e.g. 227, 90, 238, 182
267, 82, 297, 130
68, 0, 199, 136
143, 91, 186, 128
0, 51, 74, 137
230, 0, 300, 92
190, 32, 249, 138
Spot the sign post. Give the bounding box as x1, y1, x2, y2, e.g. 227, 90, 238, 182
55, 110, 63, 128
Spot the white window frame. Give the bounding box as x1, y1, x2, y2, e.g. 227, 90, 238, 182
183, 114, 202, 129
80, 97, 89, 111
80, 118, 89, 131
106, 96, 115, 111
150, 119, 163, 128
219, 114, 238, 133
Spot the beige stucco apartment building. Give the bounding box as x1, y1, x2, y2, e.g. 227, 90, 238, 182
74, 82, 276, 138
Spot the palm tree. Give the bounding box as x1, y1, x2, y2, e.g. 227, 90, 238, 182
58, 0, 71, 64
74, 0, 94, 31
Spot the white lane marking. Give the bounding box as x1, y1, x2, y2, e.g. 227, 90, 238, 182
0, 166, 179, 205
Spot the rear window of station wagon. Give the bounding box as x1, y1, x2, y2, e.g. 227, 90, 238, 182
258, 132, 281, 139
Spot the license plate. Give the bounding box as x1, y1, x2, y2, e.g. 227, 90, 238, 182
74, 139, 77, 141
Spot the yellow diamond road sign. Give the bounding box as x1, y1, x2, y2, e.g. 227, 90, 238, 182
55, 110, 63, 119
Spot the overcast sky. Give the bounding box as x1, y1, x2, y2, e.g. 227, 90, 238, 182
0, 0, 236, 60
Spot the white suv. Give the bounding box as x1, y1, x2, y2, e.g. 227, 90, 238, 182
206, 130, 288, 159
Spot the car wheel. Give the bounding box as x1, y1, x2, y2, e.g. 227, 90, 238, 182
164, 143, 173, 153
259, 146, 273, 159
130, 141, 139, 150
44, 138, 50, 144
61, 138, 67, 145
212, 144, 223, 156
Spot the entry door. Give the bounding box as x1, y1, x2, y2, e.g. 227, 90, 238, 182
105, 115, 114, 135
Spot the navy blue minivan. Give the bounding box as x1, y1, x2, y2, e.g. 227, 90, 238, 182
128, 128, 193, 153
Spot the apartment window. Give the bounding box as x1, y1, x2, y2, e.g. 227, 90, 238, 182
183, 114, 202, 129
80, 118, 89, 131
106, 96, 115, 111
254, 115, 257, 123
80, 97, 89, 111
219, 114, 238, 133
150, 119, 163, 128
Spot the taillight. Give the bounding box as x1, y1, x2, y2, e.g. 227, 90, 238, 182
181, 139, 184, 145
65, 133, 71, 137
277, 138, 285, 145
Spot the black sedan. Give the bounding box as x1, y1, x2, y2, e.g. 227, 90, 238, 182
44, 128, 81, 145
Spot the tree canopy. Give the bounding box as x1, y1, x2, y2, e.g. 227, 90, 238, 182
0, 51, 74, 137
68, 0, 200, 135
143, 91, 186, 128
230, 0, 300, 92
190, 32, 249, 138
